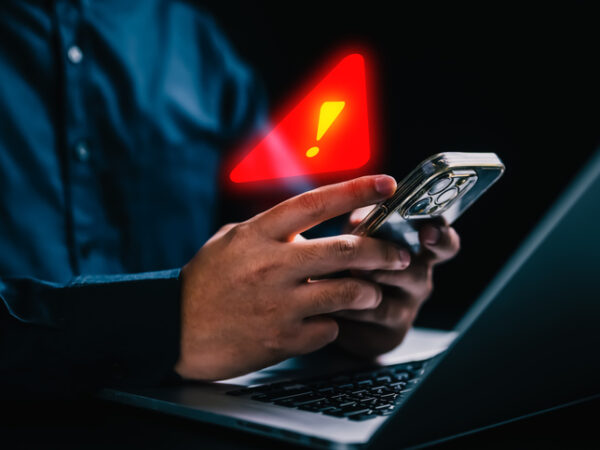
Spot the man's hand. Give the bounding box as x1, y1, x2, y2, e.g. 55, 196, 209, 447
333, 207, 461, 357
175, 175, 411, 381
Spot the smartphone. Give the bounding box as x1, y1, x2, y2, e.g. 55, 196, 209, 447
352, 152, 505, 253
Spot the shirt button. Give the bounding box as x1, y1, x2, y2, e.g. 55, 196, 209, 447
67, 45, 83, 64
74, 141, 90, 162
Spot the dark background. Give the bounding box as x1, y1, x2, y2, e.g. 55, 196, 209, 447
202, 2, 600, 329
4, 3, 599, 448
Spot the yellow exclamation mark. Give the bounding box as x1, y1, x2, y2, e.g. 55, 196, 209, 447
306, 101, 345, 158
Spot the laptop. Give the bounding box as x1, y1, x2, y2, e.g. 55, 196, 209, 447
100, 148, 600, 449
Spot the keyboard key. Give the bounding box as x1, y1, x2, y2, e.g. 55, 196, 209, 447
339, 405, 374, 416
374, 407, 396, 416
369, 385, 387, 391
371, 387, 390, 396
291, 395, 327, 406
335, 400, 358, 408
374, 403, 393, 410
296, 401, 332, 412
350, 389, 369, 396
316, 405, 338, 412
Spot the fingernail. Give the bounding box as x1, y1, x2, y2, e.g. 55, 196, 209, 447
423, 225, 441, 245
398, 248, 411, 267
375, 175, 396, 196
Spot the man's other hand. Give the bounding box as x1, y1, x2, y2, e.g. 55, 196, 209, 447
175, 175, 409, 381
332, 207, 461, 357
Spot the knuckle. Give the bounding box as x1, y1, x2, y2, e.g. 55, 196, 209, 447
346, 178, 365, 202
226, 221, 252, 241
216, 223, 237, 239
333, 235, 359, 259
298, 191, 327, 219
239, 259, 279, 286
313, 286, 336, 311
292, 245, 319, 266
255, 260, 279, 278
339, 280, 362, 307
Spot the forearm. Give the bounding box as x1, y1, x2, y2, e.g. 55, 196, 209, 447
0, 270, 181, 399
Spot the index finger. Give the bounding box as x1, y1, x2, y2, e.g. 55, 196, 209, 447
253, 175, 396, 241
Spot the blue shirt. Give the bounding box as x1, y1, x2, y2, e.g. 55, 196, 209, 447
0, 0, 266, 396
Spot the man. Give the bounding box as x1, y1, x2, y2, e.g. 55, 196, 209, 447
0, 1, 459, 397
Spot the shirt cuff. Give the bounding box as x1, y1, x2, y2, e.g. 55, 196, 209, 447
62, 269, 183, 390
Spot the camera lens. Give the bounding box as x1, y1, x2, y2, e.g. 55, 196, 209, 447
428, 177, 452, 195
408, 197, 432, 216
436, 187, 459, 205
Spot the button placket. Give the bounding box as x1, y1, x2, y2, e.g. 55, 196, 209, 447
56, 1, 99, 271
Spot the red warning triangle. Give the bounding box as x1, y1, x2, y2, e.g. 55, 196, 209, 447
230, 53, 370, 183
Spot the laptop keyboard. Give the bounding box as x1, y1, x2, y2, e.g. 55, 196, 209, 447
226, 360, 428, 421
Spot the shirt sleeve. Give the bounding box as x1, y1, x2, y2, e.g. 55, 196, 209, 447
0, 270, 182, 400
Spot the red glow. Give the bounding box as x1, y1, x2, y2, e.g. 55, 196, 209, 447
229, 53, 371, 183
